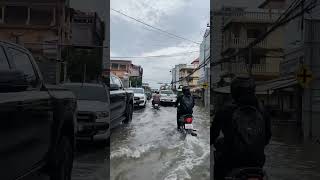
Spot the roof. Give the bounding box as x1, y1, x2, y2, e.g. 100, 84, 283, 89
110, 60, 132, 64
213, 76, 297, 94
191, 58, 199, 64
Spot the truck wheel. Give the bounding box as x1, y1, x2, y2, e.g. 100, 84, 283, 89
123, 104, 133, 124
49, 136, 73, 180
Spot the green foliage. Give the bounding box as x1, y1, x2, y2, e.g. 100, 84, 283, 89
130, 76, 142, 87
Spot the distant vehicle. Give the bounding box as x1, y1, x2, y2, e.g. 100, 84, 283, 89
160, 90, 177, 106
61, 83, 110, 141
128, 87, 147, 108
110, 74, 134, 128
145, 91, 152, 100
0, 41, 76, 180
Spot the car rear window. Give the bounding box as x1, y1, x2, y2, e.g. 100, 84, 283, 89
161, 90, 173, 95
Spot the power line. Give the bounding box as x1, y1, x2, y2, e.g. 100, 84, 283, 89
111, 50, 199, 59
111, 8, 201, 45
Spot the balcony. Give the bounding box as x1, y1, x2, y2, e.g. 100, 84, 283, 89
221, 62, 279, 78
224, 11, 281, 27
223, 37, 280, 52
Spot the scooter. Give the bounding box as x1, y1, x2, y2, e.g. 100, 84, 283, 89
179, 114, 197, 136
152, 100, 160, 110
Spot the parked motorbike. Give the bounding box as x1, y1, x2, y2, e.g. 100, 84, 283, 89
225, 167, 267, 180
179, 114, 197, 136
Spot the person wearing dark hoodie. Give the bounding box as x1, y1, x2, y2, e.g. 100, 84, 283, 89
175, 86, 195, 130
211, 76, 271, 180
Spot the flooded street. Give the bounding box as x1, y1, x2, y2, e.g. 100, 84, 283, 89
111, 102, 210, 180
211, 123, 320, 180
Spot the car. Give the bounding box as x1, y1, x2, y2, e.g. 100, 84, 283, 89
61, 83, 110, 141
0, 41, 77, 180
128, 87, 147, 108
109, 74, 134, 128
160, 90, 177, 106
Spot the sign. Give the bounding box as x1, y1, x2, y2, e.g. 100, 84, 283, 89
296, 64, 313, 88
202, 83, 208, 88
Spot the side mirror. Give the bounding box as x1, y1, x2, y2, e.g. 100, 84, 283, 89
0, 69, 29, 92
110, 83, 120, 91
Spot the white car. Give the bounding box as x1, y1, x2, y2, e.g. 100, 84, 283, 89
160, 90, 177, 106
128, 88, 147, 107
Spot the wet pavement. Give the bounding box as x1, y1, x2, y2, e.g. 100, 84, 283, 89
72, 139, 110, 180
110, 102, 210, 180
211, 123, 320, 180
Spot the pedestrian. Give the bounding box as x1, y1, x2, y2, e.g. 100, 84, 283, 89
175, 86, 195, 130
211, 75, 272, 180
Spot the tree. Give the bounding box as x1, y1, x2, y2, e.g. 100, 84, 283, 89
129, 76, 142, 87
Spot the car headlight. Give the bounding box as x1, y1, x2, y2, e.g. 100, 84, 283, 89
95, 111, 109, 119
141, 97, 144, 100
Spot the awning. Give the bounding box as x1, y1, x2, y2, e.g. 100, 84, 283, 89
213, 76, 298, 95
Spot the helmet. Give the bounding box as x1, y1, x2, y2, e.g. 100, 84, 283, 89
230, 75, 255, 100
182, 86, 191, 95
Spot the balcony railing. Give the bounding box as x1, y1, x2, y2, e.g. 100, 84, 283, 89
222, 62, 279, 76
223, 38, 270, 51
224, 11, 281, 26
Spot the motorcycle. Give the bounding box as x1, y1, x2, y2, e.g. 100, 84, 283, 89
225, 167, 267, 180
153, 103, 160, 109
179, 114, 197, 136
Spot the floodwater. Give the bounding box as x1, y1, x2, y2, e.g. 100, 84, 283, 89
111, 102, 210, 180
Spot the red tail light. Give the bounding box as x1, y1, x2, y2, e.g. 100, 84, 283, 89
185, 117, 193, 123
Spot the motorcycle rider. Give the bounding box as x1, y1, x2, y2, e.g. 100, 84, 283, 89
211, 75, 271, 180
152, 91, 161, 107
175, 86, 195, 130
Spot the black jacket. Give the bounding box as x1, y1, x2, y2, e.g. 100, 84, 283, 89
211, 95, 272, 165
176, 94, 195, 114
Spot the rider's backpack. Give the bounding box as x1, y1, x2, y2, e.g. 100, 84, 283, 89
231, 103, 266, 155
180, 95, 194, 113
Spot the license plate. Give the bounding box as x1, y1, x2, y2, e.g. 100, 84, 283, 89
185, 124, 193, 129
155, 104, 159, 107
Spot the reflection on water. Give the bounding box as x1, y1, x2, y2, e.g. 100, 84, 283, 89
265, 124, 320, 180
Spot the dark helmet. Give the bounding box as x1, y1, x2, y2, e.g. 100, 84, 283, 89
156, 91, 159, 94
230, 75, 255, 101
182, 86, 191, 95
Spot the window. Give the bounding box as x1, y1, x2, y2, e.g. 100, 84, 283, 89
30, 7, 53, 25
8, 48, 36, 84
4, 6, 28, 25
120, 64, 126, 70
111, 63, 118, 69
63, 85, 108, 102
0, 47, 9, 70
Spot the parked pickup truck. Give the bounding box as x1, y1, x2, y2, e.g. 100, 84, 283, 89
0, 41, 77, 180
109, 74, 134, 128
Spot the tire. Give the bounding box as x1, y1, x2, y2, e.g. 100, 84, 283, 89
123, 103, 133, 124
49, 136, 73, 180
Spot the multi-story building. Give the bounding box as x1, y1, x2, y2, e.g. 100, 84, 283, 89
171, 64, 187, 90
179, 65, 198, 88
71, 10, 104, 47
220, 7, 283, 82
0, 0, 72, 84
281, 0, 320, 139
199, 27, 210, 108
110, 60, 143, 88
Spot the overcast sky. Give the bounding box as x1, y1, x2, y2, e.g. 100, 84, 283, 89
111, 0, 210, 89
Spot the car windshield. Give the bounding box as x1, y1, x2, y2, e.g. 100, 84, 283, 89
129, 88, 144, 94
63, 84, 108, 102
160, 90, 174, 95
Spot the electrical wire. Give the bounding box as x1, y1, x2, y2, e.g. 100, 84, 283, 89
111, 50, 199, 59
111, 8, 201, 45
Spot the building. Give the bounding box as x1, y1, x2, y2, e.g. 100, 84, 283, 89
199, 28, 210, 108
280, 0, 320, 139
219, 7, 283, 82
110, 60, 143, 88
71, 10, 104, 47
179, 65, 198, 88
0, 0, 72, 84
171, 64, 187, 90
